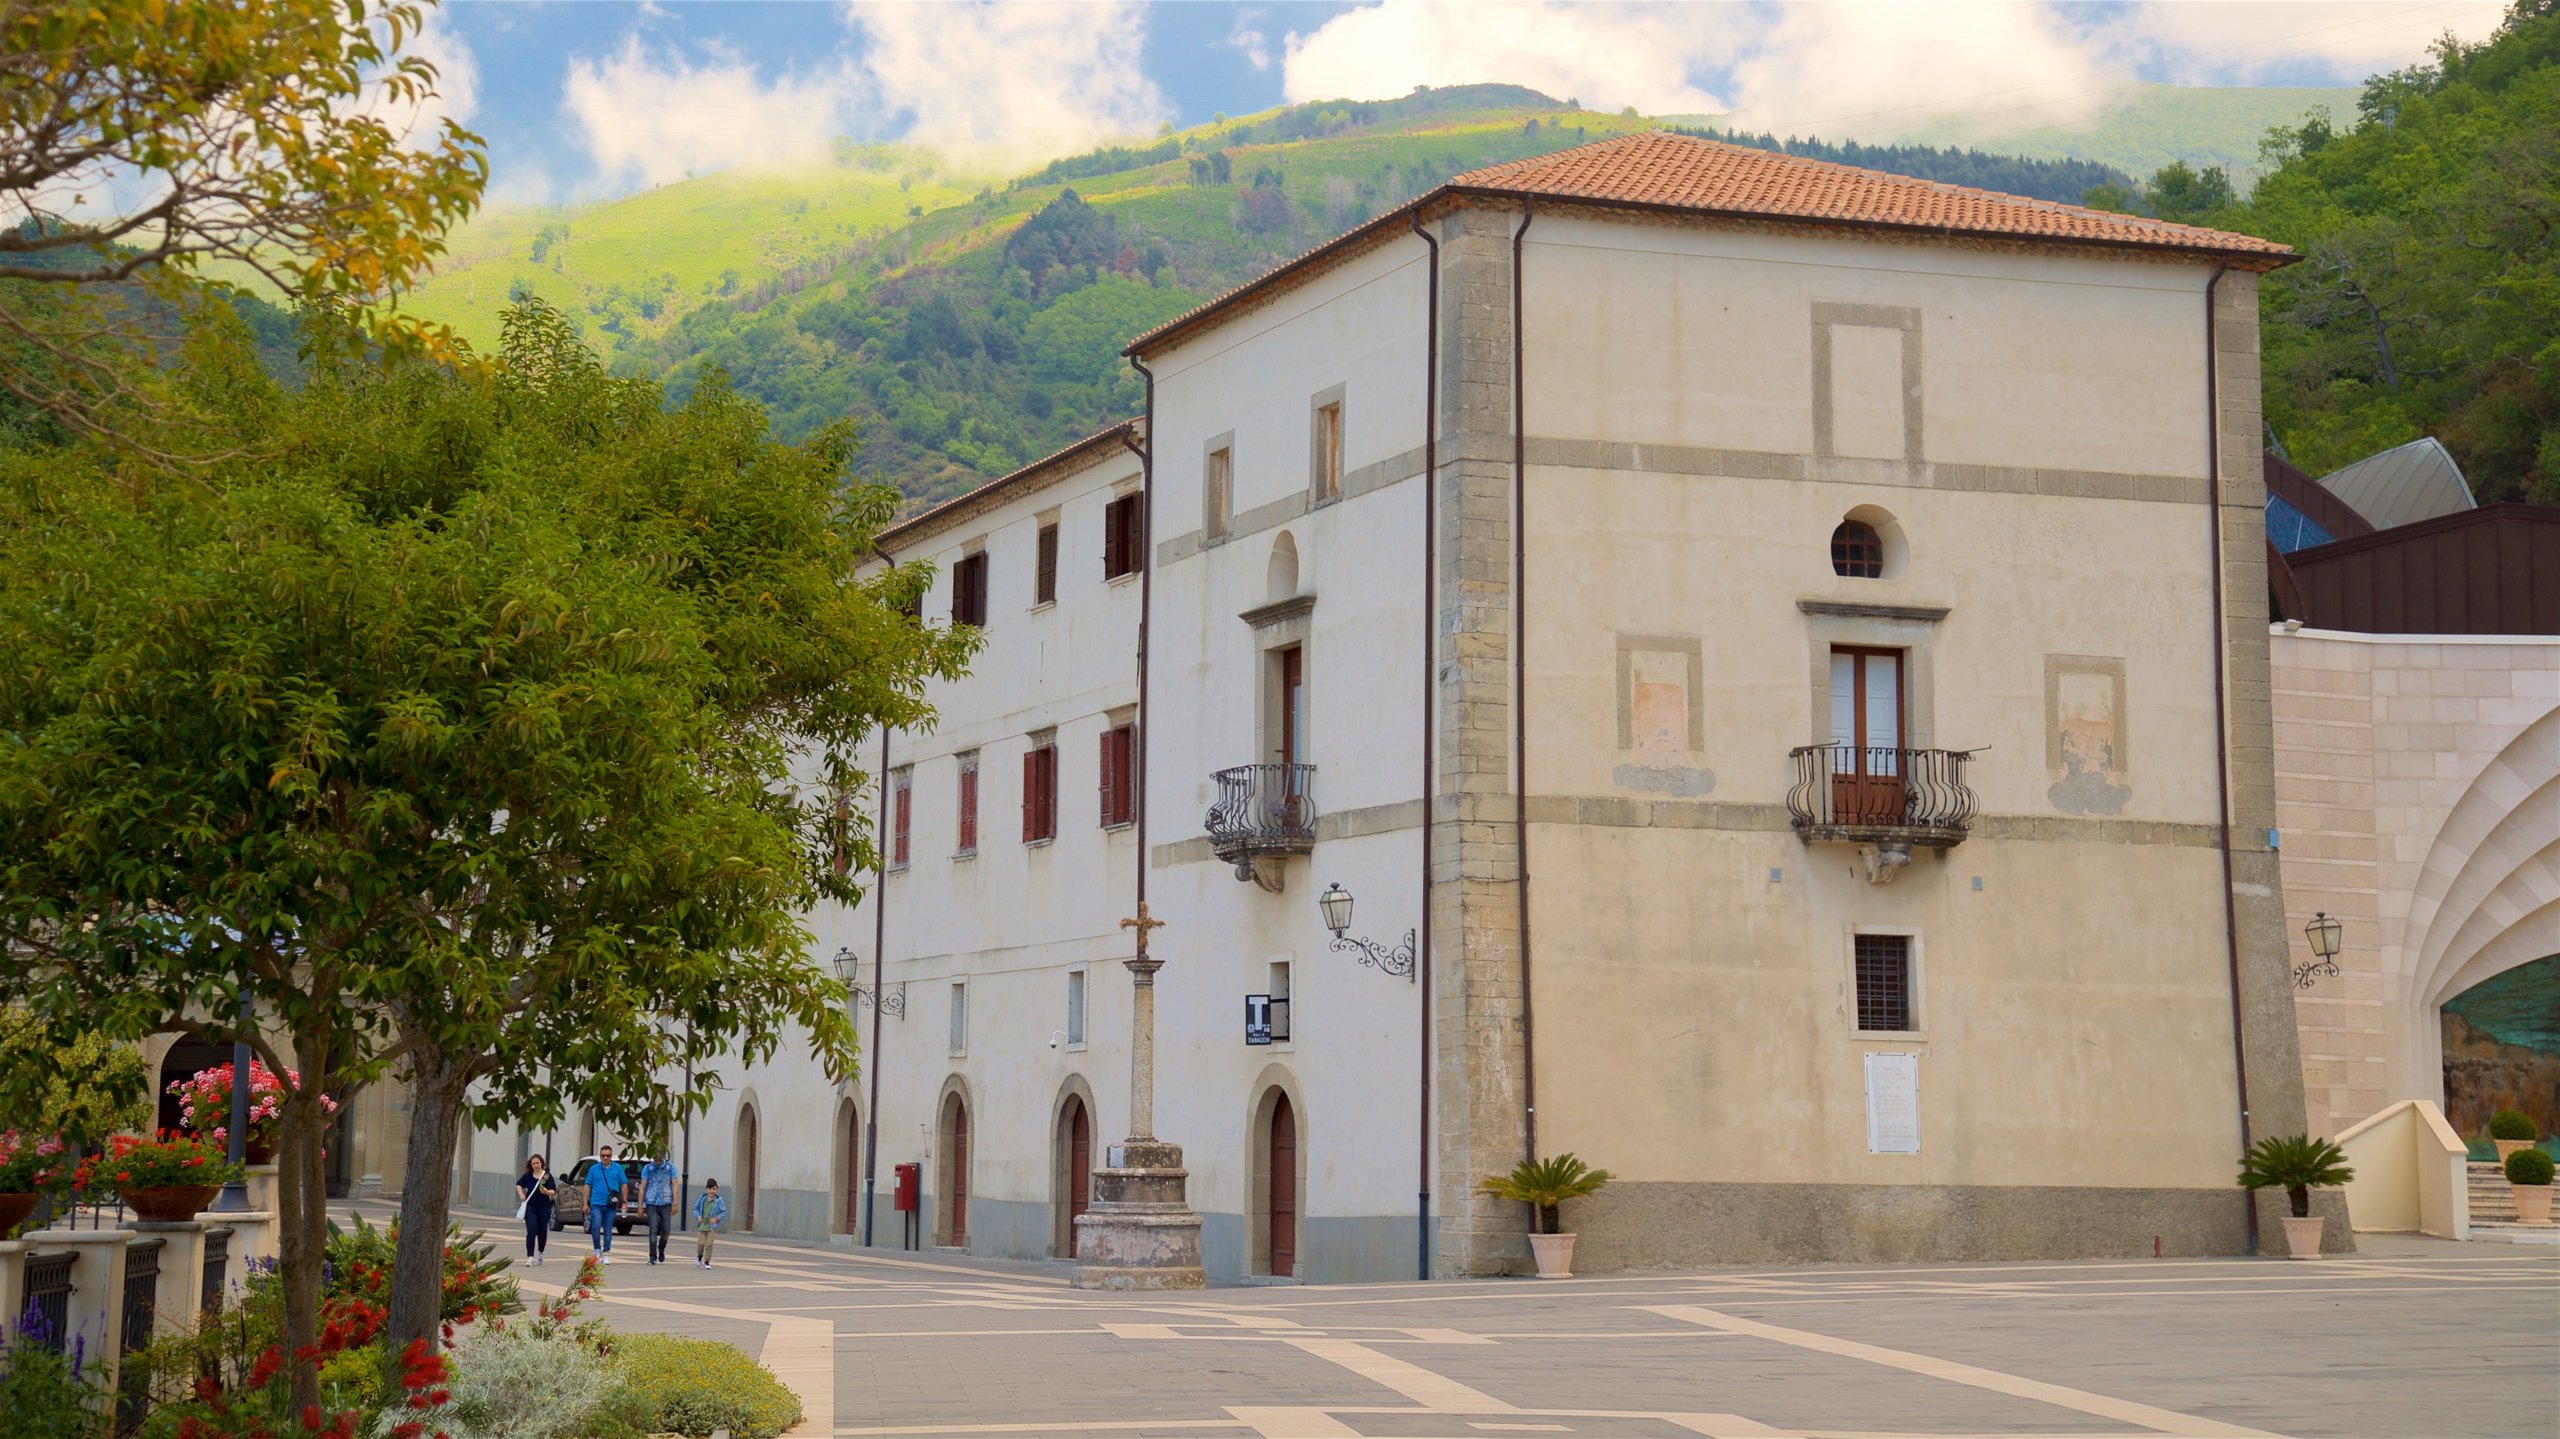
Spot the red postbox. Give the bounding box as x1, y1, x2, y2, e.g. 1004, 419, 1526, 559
892, 1162, 921, 1213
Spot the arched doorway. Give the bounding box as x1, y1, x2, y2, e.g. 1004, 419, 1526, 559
834, 1098, 862, 1236
936, 1090, 971, 1249
1249, 1082, 1303, 1279
1053, 1094, 1092, 1258
577, 1113, 597, 1161
453, 1121, 475, 1207
734, 1105, 760, 1232
155, 1040, 233, 1137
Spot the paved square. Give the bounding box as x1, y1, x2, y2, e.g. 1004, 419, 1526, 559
404, 1206, 2556, 1439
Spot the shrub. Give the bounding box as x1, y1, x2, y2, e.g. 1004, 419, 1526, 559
413, 1322, 610, 1439
1477, 1153, 1613, 1235
2506, 1147, 2555, 1186
2236, 1134, 2354, 1219
608, 1333, 803, 1439
327, 1212, 522, 1324
2487, 1109, 2538, 1142
0, 1323, 109, 1439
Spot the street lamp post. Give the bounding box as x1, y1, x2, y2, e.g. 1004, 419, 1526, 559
210, 978, 253, 1212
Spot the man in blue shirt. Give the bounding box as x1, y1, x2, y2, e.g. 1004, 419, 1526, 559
585, 1145, 629, 1264
640, 1153, 680, 1264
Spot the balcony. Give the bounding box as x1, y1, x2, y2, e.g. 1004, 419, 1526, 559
1786, 745, 1977, 861
1206, 763, 1314, 889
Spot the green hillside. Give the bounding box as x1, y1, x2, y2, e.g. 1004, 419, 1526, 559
388, 81, 2343, 507
1885, 82, 2355, 186
396, 145, 976, 349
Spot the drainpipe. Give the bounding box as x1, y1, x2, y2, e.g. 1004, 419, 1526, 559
1510, 199, 1538, 1165
1121, 396, 1154, 963
861, 720, 891, 1248
1409, 210, 1439, 1281
2201, 259, 2258, 1256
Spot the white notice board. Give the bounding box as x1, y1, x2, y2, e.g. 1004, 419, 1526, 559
1864, 1052, 1921, 1154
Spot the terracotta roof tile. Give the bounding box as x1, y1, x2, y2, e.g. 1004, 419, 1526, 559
1448, 131, 2286, 256
1128, 130, 2288, 357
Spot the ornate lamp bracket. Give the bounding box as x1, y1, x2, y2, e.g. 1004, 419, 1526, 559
1331, 929, 1417, 982
853, 980, 907, 1017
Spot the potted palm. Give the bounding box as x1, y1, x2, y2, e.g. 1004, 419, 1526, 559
2487, 1109, 2537, 1164
2236, 1134, 2353, 1259
1479, 1153, 1612, 1278
2504, 1146, 2553, 1225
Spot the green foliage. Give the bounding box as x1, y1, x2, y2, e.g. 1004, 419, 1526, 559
0, 1009, 150, 1151
327, 1213, 522, 1323
0, 1331, 109, 1439
2506, 1146, 2555, 1185
2240, 2, 2560, 501
434, 1321, 614, 1439
2140, 160, 2236, 223
2237, 1134, 2355, 1218
2488, 1108, 2538, 1141
607, 1332, 803, 1439
1478, 1152, 1613, 1235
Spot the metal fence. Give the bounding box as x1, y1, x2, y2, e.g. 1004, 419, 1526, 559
23, 1250, 74, 1354
118, 1239, 163, 1430
200, 1228, 230, 1319
1784, 744, 1977, 837
1205, 763, 1317, 868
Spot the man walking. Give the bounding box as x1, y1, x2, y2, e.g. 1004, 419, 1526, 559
586, 1144, 629, 1265
641, 1151, 680, 1264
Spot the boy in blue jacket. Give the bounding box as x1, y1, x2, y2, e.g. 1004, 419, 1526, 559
693, 1178, 728, 1268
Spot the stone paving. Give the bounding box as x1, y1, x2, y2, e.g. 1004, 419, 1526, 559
393, 1204, 2556, 1439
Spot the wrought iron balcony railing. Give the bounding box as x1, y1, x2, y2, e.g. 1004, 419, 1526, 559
1205, 763, 1315, 877
1785, 745, 1977, 848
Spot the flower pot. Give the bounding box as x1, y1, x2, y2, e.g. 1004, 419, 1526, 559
2513, 1184, 2553, 1225
2280, 1214, 2325, 1259
1527, 1231, 1577, 1279
121, 1186, 221, 1222
0, 1192, 38, 1234
244, 1140, 278, 1166
2494, 1139, 2532, 1163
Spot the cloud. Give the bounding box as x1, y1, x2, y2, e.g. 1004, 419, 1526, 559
842, 0, 1170, 170
1282, 1, 1732, 114
1278, 0, 2511, 141
356, 1, 480, 147
1229, 9, 1272, 72
561, 37, 862, 191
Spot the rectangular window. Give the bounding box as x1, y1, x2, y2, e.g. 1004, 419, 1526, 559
948, 981, 968, 1055
890, 768, 912, 868
1097, 722, 1136, 827
1066, 969, 1086, 1047
1034, 523, 1059, 606
1312, 400, 1343, 500
1276, 646, 1305, 767
1268, 960, 1291, 1043
1854, 934, 1914, 1033
1102, 493, 1143, 580
1204, 446, 1233, 541
1021, 741, 1057, 843
955, 752, 979, 856
951, 551, 989, 628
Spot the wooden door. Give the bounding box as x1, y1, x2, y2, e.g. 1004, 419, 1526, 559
844, 1108, 861, 1233
1279, 648, 1303, 767
1066, 1100, 1092, 1257
1828, 648, 1906, 823
949, 1101, 970, 1247
742, 1109, 759, 1232
1268, 1095, 1297, 1278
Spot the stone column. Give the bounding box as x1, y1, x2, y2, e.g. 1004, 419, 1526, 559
129, 1220, 215, 1337
1070, 908, 1204, 1289
21, 1227, 132, 1399
0, 1239, 25, 1328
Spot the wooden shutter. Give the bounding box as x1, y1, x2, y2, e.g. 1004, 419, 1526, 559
893, 778, 911, 865
958, 763, 978, 851
1036, 524, 1058, 605
1022, 750, 1038, 842
1097, 728, 1118, 826
1101, 499, 1123, 578
1041, 748, 1056, 839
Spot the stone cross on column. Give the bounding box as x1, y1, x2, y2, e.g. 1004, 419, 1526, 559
1118, 903, 1167, 1140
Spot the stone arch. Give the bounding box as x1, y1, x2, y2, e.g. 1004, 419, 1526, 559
934, 1075, 974, 1250
733, 1089, 762, 1233
831, 1094, 862, 1236
1266, 531, 1300, 602
2397, 709, 2560, 1099
1048, 1074, 1099, 1258
1244, 1063, 1309, 1279
1832, 504, 1908, 581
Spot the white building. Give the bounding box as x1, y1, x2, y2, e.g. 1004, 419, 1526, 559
468, 133, 2330, 1276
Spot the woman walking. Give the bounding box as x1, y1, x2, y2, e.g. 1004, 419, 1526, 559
692, 1178, 728, 1268
518, 1154, 560, 1265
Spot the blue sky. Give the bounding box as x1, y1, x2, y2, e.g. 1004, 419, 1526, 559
407, 1, 2509, 204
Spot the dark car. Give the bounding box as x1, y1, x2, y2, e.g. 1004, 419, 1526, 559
554, 1155, 644, 1233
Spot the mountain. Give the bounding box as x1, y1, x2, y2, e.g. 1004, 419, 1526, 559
1878, 82, 2357, 188
385, 82, 2329, 506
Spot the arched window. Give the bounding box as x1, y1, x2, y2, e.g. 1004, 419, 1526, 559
1831, 519, 1885, 578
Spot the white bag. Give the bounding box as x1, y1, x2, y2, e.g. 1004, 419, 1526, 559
514, 1196, 528, 1220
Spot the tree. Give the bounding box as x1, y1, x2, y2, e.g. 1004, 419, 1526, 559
2141, 160, 2236, 225
0, 1009, 150, 1151
0, 298, 973, 1403
0, 0, 486, 446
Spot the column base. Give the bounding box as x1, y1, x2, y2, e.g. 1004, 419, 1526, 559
1069, 1140, 1205, 1291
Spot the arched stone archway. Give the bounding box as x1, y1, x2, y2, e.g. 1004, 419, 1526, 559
1048, 1075, 1098, 1258
831, 1096, 861, 1236
733, 1096, 761, 1233
1244, 1064, 1308, 1280
934, 1076, 974, 1250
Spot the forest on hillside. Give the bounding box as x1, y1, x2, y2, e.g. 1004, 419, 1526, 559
2237, 0, 2558, 503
